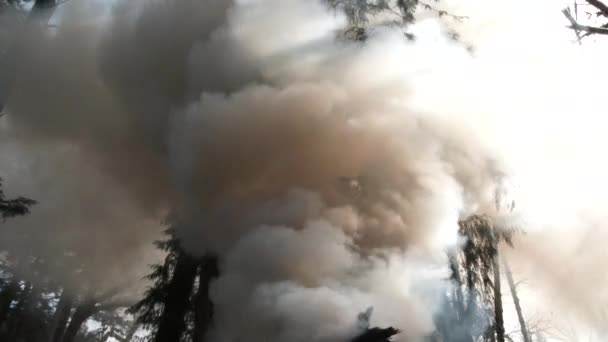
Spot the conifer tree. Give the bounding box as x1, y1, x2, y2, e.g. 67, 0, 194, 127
0, 177, 36, 220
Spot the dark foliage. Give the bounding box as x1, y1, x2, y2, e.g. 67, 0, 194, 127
128, 227, 182, 340
442, 215, 514, 342
0, 177, 36, 220
352, 327, 400, 342
458, 215, 512, 310
326, 0, 465, 41
129, 221, 219, 342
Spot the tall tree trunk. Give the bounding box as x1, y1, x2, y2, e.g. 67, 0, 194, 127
49, 290, 73, 342
492, 255, 505, 342
502, 258, 531, 342
8, 281, 31, 341
462, 239, 477, 320
15, 281, 42, 342
0, 279, 19, 327
99, 323, 111, 342
61, 299, 97, 342
121, 321, 139, 342
154, 252, 199, 342
193, 255, 219, 342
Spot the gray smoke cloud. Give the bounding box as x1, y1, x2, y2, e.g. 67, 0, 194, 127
2, 0, 606, 340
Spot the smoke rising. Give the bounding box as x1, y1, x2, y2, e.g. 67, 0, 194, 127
1, 0, 607, 340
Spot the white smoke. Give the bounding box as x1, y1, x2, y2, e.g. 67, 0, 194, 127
1, 0, 607, 340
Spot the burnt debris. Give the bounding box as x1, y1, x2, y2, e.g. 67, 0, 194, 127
351, 327, 401, 342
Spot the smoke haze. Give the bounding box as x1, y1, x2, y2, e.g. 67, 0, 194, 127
1, 0, 607, 340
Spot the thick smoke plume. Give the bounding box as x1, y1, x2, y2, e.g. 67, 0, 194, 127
1, 0, 607, 340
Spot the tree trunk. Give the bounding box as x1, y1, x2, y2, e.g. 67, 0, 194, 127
14, 281, 42, 342
193, 255, 219, 342
492, 255, 505, 342
121, 321, 139, 342
99, 323, 111, 342
7, 281, 31, 341
49, 290, 73, 342
503, 258, 531, 342
0, 279, 19, 326
61, 299, 97, 342
154, 252, 199, 342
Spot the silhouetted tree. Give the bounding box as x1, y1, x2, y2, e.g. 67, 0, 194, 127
352, 327, 400, 342
456, 215, 514, 342
154, 251, 198, 342
60, 287, 130, 342
49, 289, 73, 342
352, 307, 400, 342
129, 227, 186, 341
0, 177, 36, 220
130, 222, 220, 342
326, 0, 466, 41
193, 255, 219, 342
74, 309, 134, 342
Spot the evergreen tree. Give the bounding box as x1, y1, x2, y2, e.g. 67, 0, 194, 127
128, 226, 185, 341
452, 215, 514, 342
129, 223, 219, 342
326, 0, 466, 41
0, 177, 36, 220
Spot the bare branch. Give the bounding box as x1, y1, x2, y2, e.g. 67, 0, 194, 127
586, 0, 608, 18
418, 0, 469, 21
562, 8, 584, 42
514, 279, 528, 288
563, 7, 608, 39
570, 23, 608, 34
564, 7, 579, 26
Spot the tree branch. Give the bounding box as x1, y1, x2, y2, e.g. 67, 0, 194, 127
563, 8, 608, 38
418, 1, 469, 21
570, 23, 608, 34
586, 0, 608, 18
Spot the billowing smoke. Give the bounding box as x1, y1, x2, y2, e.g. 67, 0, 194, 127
1, 0, 607, 340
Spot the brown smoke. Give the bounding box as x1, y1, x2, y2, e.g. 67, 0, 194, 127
4, 0, 603, 340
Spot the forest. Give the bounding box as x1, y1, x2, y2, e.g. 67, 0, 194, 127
1, 0, 607, 342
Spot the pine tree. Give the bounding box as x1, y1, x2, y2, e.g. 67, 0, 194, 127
0, 177, 36, 220
129, 221, 220, 342
326, 0, 465, 41
193, 255, 219, 342
128, 226, 185, 341
455, 215, 514, 342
